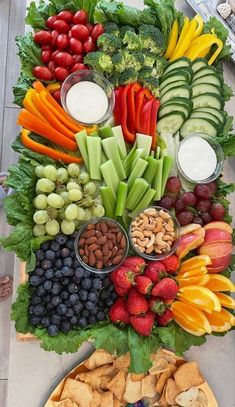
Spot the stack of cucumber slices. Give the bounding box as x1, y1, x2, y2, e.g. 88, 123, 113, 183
157, 57, 225, 138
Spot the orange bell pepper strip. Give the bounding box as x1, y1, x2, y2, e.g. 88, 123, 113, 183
46, 83, 61, 93
127, 82, 142, 133
17, 109, 77, 152
32, 92, 75, 140
23, 89, 47, 122
21, 129, 82, 164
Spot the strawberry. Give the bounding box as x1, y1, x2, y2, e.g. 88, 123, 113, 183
155, 309, 173, 326
162, 255, 179, 274
122, 256, 146, 275
144, 261, 167, 283
111, 266, 135, 289
151, 278, 178, 300
109, 298, 130, 324
114, 285, 129, 297
135, 275, 153, 295
130, 311, 155, 336
149, 297, 167, 314
127, 287, 149, 315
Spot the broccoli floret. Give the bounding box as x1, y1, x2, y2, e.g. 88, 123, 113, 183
97, 33, 122, 54
120, 25, 135, 38
142, 77, 160, 97
154, 56, 168, 77
123, 31, 141, 51
122, 50, 144, 72
138, 24, 166, 55
112, 52, 126, 73
119, 68, 138, 85
107, 72, 119, 88
138, 67, 154, 81
84, 51, 113, 74
104, 22, 120, 38
143, 50, 156, 68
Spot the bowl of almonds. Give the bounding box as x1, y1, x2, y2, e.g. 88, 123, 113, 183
129, 206, 180, 260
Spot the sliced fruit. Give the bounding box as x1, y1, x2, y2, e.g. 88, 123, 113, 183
172, 301, 210, 335
176, 234, 204, 259
220, 308, 235, 326
178, 286, 221, 313
177, 266, 208, 278
199, 242, 233, 257
179, 255, 211, 272
203, 228, 232, 245
216, 292, 235, 309
207, 254, 232, 274
205, 274, 235, 292
177, 275, 210, 287
204, 310, 231, 332
204, 221, 233, 234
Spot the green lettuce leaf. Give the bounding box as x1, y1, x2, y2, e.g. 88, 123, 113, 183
13, 74, 33, 107
144, 0, 176, 39
12, 135, 57, 166
11, 283, 33, 333
215, 178, 235, 224
128, 327, 161, 373
25, 1, 56, 29
16, 32, 43, 80
223, 83, 234, 102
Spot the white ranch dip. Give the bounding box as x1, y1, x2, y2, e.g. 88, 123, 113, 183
66, 81, 108, 124
178, 136, 217, 181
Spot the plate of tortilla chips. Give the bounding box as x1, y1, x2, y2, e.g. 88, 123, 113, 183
44, 349, 218, 407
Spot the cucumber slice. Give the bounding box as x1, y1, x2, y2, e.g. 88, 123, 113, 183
192, 83, 220, 97
158, 103, 190, 119
162, 67, 193, 83
162, 97, 193, 110
161, 85, 192, 104
180, 118, 219, 138
190, 111, 221, 127
192, 74, 222, 88
193, 66, 218, 80
161, 81, 188, 97
193, 107, 225, 124
160, 75, 188, 89
192, 93, 224, 110
192, 58, 208, 73
157, 111, 186, 134
163, 57, 191, 76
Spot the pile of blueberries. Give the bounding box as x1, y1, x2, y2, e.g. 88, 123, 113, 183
28, 234, 117, 336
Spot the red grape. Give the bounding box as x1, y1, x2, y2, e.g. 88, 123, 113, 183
166, 177, 182, 194
193, 215, 204, 226
158, 196, 175, 210
197, 199, 212, 212
73, 10, 88, 25
86, 23, 93, 33
205, 181, 217, 194
47, 61, 55, 74
53, 20, 70, 34
194, 184, 212, 199
210, 203, 225, 220
51, 30, 59, 48
33, 66, 53, 81
57, 10, 74, 23
177, 211, 194, 226
174, 198, 186, 213
41, 50, 52, 64
200, 212, 212, 224
181, 192, 197, 207
46, 16, 58, 29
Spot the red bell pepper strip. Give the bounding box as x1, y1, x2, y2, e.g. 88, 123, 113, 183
135, 88, 153, 133
127, 82, 142, 133
121, 84, 136, 144
113, 86, 124, 125
150, 99, 160, 150
139, 98, 155, 135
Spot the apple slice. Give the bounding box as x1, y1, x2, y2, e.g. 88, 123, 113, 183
203, 228, 232, 245
176, 234, 205, 259
204, 221, 233, 234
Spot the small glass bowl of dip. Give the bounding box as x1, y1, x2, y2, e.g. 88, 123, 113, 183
61, 70, 115, 126
176, 133, 224, 184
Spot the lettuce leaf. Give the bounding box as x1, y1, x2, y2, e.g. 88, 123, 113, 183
25, 1, 56, 29
13, 74, 33, 107
12, 135, 57, 166
215, 178, 235, 224
16, 32, 43, 80
223, 83, 234, 102
144, 0, 177, 39
11, 283, 34, 334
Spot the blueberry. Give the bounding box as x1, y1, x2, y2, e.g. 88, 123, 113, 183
61, 247, 70, 257
50, 242, 60, 252
31, 295, 41, 305
79, 289, 88, 302
70, 250, 75, 258
73, 276, 81, 284
73, 302, 83, 315
65, 239, 74, 250
36, 260, 41, 267
88, 315, 97, 325
73, 259, 80, 268
111, 291, 118, 300
41, 241, 50, 251
61, 277, 70, 286
29, 275, 42, 286
90, 306, 98, 315
44, 280, 52, 291
57, 303, 67, 315
44, 268, 54, 279
65, 308, 74, 318
104, 277, 111, 287
30, 315, 41, 325
47, 325, 59, 336
62, 266, 73, 277
44, 294, 51, 303
68, 282, 79, 294
55, 269, 63, 279
51, 314, 61, 325
45, 250, 56, 260
46, 303, 54, 311
29, 305, 34, 315
36, 249, 44, 261
56, 234, 67, 245
85, 301, 95, 311
70, 316, 78, 325
52, 282, 61, 295
103, 306, 109, 314
97, 311, 106, 321
55, 250, 61, 258
55, 259, 63, 268
78, 317, 87, 327
106, 298, 114, 307
75, 267, 85, 279
51, 296, 62, 307
63, 257, 73, 267
34, 304, 46, 317
61, 290, 69, 300
34, 268, 44, 277
92, 278, 103, 290
81, 278, 92, 290
41, 260, 52, 270
100, 289, 109, 300
81, 309, 89, 318
36, 285, 46, 297
88, 292, 98, 303
83, 269, 91, 278
41, 316, 50, 328
69, 293, 79, 305
61, 321, 71, 333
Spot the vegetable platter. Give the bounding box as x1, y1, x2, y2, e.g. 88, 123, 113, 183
1, 0, 235, 375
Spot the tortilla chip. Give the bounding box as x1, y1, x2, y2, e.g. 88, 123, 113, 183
156, 364, 177, 395
100, 375, 112, 390
84, 350, 114, 370
100, 391, 113, 407
107, 370, 127, 401
131, 373, 145, 382
113, 397, 121, 407
164, 378, 181, 405
61, 379, 93, 407
76, 365, 110, 389
158, 383, 167, 406
141, 375, 157, 398
105, 365, 119, 378
149, 352, 170, 375
174, 362, 204, 391
175, 388, 199, 407
113, 354, 130, 370
90, 390, 101, 407
123, 374, 142, 404
52, 399, 78, 407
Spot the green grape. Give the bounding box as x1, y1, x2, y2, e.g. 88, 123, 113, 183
77, 207, 86, 221
60, 191, 71, 204
84, 208, 92, 221
34, 194, 48, 210
84, 181, 96, 195
56, 184, 66, 194
35, 165, 45, 178
43, 165, 58, 181
67, 181, 81, 191
74, 219, 80, 227
33, 224, 46, 237
82, 196, 94, 207
45, 219, 60, 236
68, 163, 80, 177
47, 207, 58, 219
33, 210, 49, 225
61, 219, 75, 235
93, 204, 105, 217
47, 193, 64, 209
65, 204, 79, 220
37, 178, 55, 193
68, 189, 83, 201
79, 172, 90, 184
57, 167, 68, 183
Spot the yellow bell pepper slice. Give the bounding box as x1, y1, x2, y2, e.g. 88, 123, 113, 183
192, 14, 204, 40
164, 19, 179, 59
170, 18, 198, 61
46, 83, 61, 93
23, 88, 47, 122
185, 34, 223, 63
208, 38, 223, 64
198, 45, 212, 58
172, 17, 190, 56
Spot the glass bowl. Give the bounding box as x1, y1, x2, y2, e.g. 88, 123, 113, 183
129, 206, 180, 261
61, 70, 115, 126
74, 217, 129, 274
176, 133, 224, 184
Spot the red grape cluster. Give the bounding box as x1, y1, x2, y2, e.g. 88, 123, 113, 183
158, 177, 225, 227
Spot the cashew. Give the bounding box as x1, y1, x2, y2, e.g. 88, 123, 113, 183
159, 209, 171, 220
154, 248, 163, 254
145, 218, 157, 230
144, 208, 158, 217
144, 230, 152, 237
146, 245, 154, 254
137, 238, 149, 247
146, 235, 155, 248
153, 217, 163, 233
163, 234, 174, 242
131, 230, 145, 239
165, 223, 174, 232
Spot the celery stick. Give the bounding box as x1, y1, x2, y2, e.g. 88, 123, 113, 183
99, 126, 114, 139
161, 156, 174, 197
100, 160, 119, 198
126, 178, 149, 211
86, 136, 101, 180
143, 157, 159, 185
153, 159, 163, 201
151, 151, 155, 158
131, 148, 145, 170
75, 130, 89, 170
130, 188, 156, 217
115, 181, 128, 217
101, 151, 107, 163
128, 158, 148, 190
136, 133, 152, 157
90, 131, 100, 137
123, 144, 136, 177
112, 126, 127, 159
102, 137, 126, 180
100, 186, 115, 218
155, 146, 161, 160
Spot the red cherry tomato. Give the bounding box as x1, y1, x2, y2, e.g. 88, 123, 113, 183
33, 66, 53, 81
47, 61, 55, 74
91, 24, 105, 41
86, 23, 93, 32
83, 36, 96, 53
72, 54, 84, 64
55, 67, 69, 81
71, 63, 87, 73
53, 19, 70, 34
52, 50, 60, 61
73, 10, 88, 25
41, 44, 51, 51
56, 34, 69, 50
46, 15, 58, 29
69, 38, 83, 54
41, 50, 52, 64
34, 30, 52, 45
51, 30, 59, 48
52, 90, 61, 103
57, 10, 74, 23
54, 52, 73, 67
70, 24, 89, 42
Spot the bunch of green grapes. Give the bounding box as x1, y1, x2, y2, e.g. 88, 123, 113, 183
33, 164, 104, 237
